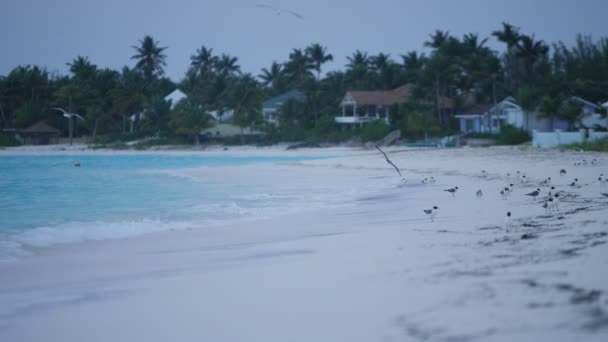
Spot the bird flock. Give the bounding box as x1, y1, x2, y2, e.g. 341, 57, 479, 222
373, 147, 607, 227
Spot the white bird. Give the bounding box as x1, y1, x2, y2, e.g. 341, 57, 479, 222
505, 212, 513, 231
53, 108, 84, 146
256, 3, 304, 20
444, 186, 458, 197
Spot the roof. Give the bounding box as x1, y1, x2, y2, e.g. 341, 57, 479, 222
263, 90, 305, 110
457, 103, 493, 115
22, 121, 60, 134
566, 96, 600, 109
345, 85, 411, 106
164, 89, 187, 109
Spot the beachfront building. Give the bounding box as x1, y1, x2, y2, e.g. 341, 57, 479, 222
455, 96, 604, 134
164, 89, 187, 110
570, 96, 605, 129
262, 90, 305, 126
201, 123, 265, 139
334, 85, 410, 128
20, 121, 60, 145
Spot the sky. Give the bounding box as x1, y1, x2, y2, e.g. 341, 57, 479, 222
1, 0, 607, 82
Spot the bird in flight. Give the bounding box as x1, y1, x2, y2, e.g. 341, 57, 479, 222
256, 3, 304, 20
53, 108, 85, 121
375, 145, 404, 181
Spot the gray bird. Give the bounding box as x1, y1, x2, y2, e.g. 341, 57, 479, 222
424, 206, 439, 222
526, 188, 541, 201
444, 187, 458, 197
476, 189, 483, 198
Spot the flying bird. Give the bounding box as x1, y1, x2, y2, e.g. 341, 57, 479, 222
256, 3, 304, 20
375, 146, 404, 180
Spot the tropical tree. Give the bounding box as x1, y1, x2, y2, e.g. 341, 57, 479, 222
538, 96, 562, 131
216, 54, 241, 78
401, 51, 427, 84
284, 48, 314, 86
259, 61, 286, 95
131, 35, 167, 80
169, 98, 211, 145
492, 22, 521, 49
305, 43, 333, 80
345, 50, 371, 89
189, 46, 217, 80
220, 74, 263, 144
516, 35, 549, 77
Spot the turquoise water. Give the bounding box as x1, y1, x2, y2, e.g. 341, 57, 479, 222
0, 154, 326, 260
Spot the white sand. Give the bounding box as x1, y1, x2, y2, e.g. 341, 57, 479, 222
1, 145, 607, 341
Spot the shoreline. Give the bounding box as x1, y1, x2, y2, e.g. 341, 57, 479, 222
1, 146, 607, 341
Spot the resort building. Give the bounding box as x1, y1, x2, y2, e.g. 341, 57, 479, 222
164, 89, 187, 110
262, 90, 306, 125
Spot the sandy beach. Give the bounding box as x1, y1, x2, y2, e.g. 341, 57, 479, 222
1, 145, 607, 341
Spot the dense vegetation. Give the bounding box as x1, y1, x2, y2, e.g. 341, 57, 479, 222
1, 23, 607, 146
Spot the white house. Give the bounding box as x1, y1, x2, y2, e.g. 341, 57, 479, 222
164, 89, 187, 110
261, 90, 305, 125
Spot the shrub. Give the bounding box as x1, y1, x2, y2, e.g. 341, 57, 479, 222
0, 133, 21, 147
496, 125, 530, 145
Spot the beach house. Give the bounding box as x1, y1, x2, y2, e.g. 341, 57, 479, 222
334, 85, 410, 128
455, 96, 604, 134
261, 90, 305, 126
20, 121, 60, 145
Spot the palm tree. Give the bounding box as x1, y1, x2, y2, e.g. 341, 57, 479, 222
305, 43, 333, 80
346, 50, 371, 89
516, 35, 549, 75
401, 51, 427, 84
538, 96, 562, 131
67, 56, 97, 81
370, 53, 396, 89
424, 30, 451, 49
189, 46, 217, 80
222, 74, 263, 144
131, 35, 167, 80
492, 22, 521, 49
284, 48, 314, 86
216, 54, 241, 77
259, 62, 286, 95
462, 33, 489, 55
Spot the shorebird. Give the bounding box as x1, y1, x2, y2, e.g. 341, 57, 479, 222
542, 200, 552, 214
505, 212, 513, 231
53, 108, 84, 146
444, 187, 458, 197
256, 3, 304, 20
481, 170, 488, 178
375, 146, 404, 181
526, 188, 541, 201
553, 193, 560, 211
429, 176, 436, 184
601, 193, 608, 198
500, 189, 507, 200
424, 206, 439, 222
560, 169, 567, 176
476, 189, 483, 198
569, 178, 579, 187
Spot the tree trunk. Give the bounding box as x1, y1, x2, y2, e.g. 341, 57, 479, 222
434, 77, 442, 126
0, 103, 8, 128
492, 77, 498, 132
92, 119, 98, 141
69, 117, 74, 146
240, 127, 245, 145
